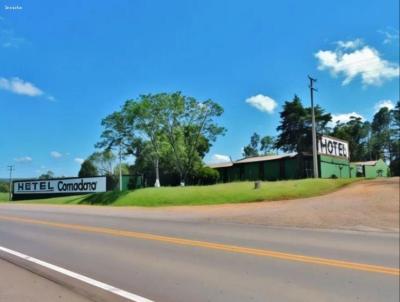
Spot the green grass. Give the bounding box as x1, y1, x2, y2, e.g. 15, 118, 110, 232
0, 192, 9, 202
12, 178, 360, 207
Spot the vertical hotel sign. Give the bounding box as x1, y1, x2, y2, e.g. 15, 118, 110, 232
318, 136, 349, 159
13, 177, 107, 195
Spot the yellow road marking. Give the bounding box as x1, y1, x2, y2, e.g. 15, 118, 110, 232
0, 214, 398, 276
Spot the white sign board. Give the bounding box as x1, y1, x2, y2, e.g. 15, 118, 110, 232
13, 177, 107, 195
318, 136, 349, 159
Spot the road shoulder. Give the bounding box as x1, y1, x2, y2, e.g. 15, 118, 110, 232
0, 258, 92, 302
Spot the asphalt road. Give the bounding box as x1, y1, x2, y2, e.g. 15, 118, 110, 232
0, 204, 398, 302
0, 258, 92, 302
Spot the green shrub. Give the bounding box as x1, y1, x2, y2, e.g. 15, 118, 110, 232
78, 160, 98, 177
195, 166, 220, 185
106, 175, 119, 190
0, 183, 9, 193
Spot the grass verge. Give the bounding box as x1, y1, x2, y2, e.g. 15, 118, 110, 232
10, 178, 360, 207
0, 192, 9, 202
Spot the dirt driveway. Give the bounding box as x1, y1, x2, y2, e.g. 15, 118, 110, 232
200, 177, 400, 232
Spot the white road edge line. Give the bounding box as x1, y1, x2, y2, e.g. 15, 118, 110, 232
0, 246, 154, 302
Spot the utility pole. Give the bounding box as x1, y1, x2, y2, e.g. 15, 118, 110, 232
119, 146, 123, 191
308, 75, 319, 178
7, 165, 14, 201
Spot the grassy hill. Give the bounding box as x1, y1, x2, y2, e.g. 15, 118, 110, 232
8, 178, 359, 207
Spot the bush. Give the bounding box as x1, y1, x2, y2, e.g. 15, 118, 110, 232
78, 160, 98, 177
127, 175, 144, 189
0, 182, 9, 193
106, 175, 119, 190
195, 166, 219, 185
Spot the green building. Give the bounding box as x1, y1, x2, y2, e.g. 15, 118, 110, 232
350, 159, 390, 178
209, 153, 311, 182
209, 153, 389, 182
210, 135, 389, 181
120, 174, 144, 190
209, 153, 312, 182
319, 154, 351, 178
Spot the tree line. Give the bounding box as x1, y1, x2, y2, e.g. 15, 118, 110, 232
5, 92, 396, 192
242, 95, 400, 175
79, 92, 225, 187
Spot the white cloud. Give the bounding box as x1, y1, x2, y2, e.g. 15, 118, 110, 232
378, 29, 399, 45
374, 99, 395, 112
211, 154, 231, 163
14, 156, 32, 163
336, 38, 363, 49
74, 158, 84, 164
315, 41, 399, 86
50, 151, 62, 159
0, 28, 26, 48
0, 77, 43, 96
245, 94, 278, 114
330, 112, 364, 127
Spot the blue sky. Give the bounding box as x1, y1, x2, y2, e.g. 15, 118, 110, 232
0, 0, 399, 178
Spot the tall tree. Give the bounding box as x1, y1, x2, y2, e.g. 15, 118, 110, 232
370, 107, 391, 160
158, 92, 225, 185
78, 160, 98, 177
275, 95, 306, 153
392, 101, 400, 131
38, 171, 54, 179
113, 163, 130, 176
123, 96, 167, 187
275, 95, 331, 153
389, 101, 400, 175
260, 135, 276, 155
96, 111, 132, 153
88, 150, 117, 176
332, 117, 370, 161
242, 133, 260, 157
242, 134, 276, 157
96, 92, 226, 187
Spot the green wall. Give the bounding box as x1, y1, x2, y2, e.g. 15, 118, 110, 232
284, 158, 299, 179
241, 163, 260, 181
212, 154, 370, 182
349, 163, 357, 178
319, 155, 350, 178
227, 166, 241, 181
121, 175, 129, 190
364, 159, 389, 178
240, 158, 303, 181
264, 160, 280, 180
121, 175, 144, 190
